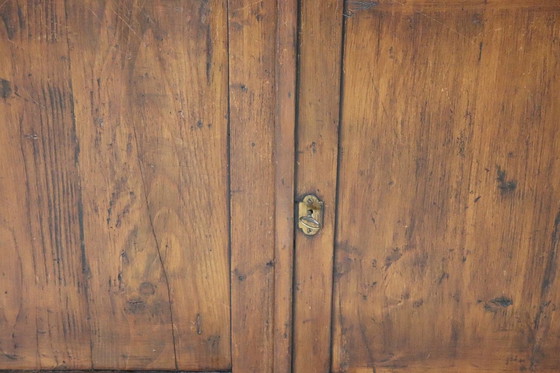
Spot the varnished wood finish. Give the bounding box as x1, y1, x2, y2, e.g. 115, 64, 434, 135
273, 0, 297, 372
333, 3, 560, 372
228, 0, 298, 371
347, 0, 560, 12
4, 1, 559, 372
1, 0, 230, 370
0, 2, 91, 368
4, 371, 230, 373
228, 0, 277, 371
292, 0, 344, 372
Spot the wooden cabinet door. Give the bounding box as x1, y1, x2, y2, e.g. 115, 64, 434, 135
0, 1, 233, 370
294, 0, 560, 372
4, 1, 559, 372
0, 0, 297, 371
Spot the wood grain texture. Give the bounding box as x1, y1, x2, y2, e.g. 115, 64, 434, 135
0, 1, 92, 368
228, 1, 298, 371
333, 4, 560, 372
4, 371, 230, 373
1, 0, 231, 370
292, 0, 344, 372
228, 0, 278, 372
273, 0, 297, 372
344, 0, 560, 13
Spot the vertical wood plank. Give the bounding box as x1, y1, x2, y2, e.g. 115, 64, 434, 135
0, 2, 38, 368
228, 0, 298, 370
65, 0, 231, 370
1, 0, 231, 370
273, 0, 297, 371
0, 1, 92, 369
65, 1, 174, 368
292, 0, 344, 372
228, 0, 277, 371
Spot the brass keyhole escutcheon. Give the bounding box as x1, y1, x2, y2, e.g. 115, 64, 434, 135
298, 194, 323, 236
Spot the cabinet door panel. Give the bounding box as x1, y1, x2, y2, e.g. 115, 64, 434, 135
292, 0, 344, 372
0, 1, 230, 370
333, 2, 560, 372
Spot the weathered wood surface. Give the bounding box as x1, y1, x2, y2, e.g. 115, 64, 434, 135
345, 0, 560, 12
228, 0, 298, 371
5, 1, 559, 372
3, 371, 229, 373
292, 0, 344, 372
0, 1, 231, 370
332, 2, 560, 372
273, 0, 297, 372
228, 0, 278, 371
0, 1, 92, 369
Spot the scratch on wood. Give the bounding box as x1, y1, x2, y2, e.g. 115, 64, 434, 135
195, 313, 203, 335
529, 210, 560, 370
85, 6, 102, 23
530, 300, 552, 369
541, 210, 560, 294
131, 125, 179, 369
110, 5, 142, 42
0, 0, 9, 11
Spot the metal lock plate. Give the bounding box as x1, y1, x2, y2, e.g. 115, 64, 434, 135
298, 194, 323, 236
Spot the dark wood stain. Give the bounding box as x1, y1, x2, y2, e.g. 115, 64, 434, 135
0, 78, 12, 98
483, 296, 514, 312
496, 166, 518, 193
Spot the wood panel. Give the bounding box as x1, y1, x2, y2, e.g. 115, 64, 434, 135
292, 0, 344, 372
228, 0, 277, 371
0, 1, 92, 368
3, 371, 230, 373
333, 3, 560, 372
228, 0, 299, 370
273, 0, 297, 372
0, 0, 231, 370
346, 0, 560, 12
